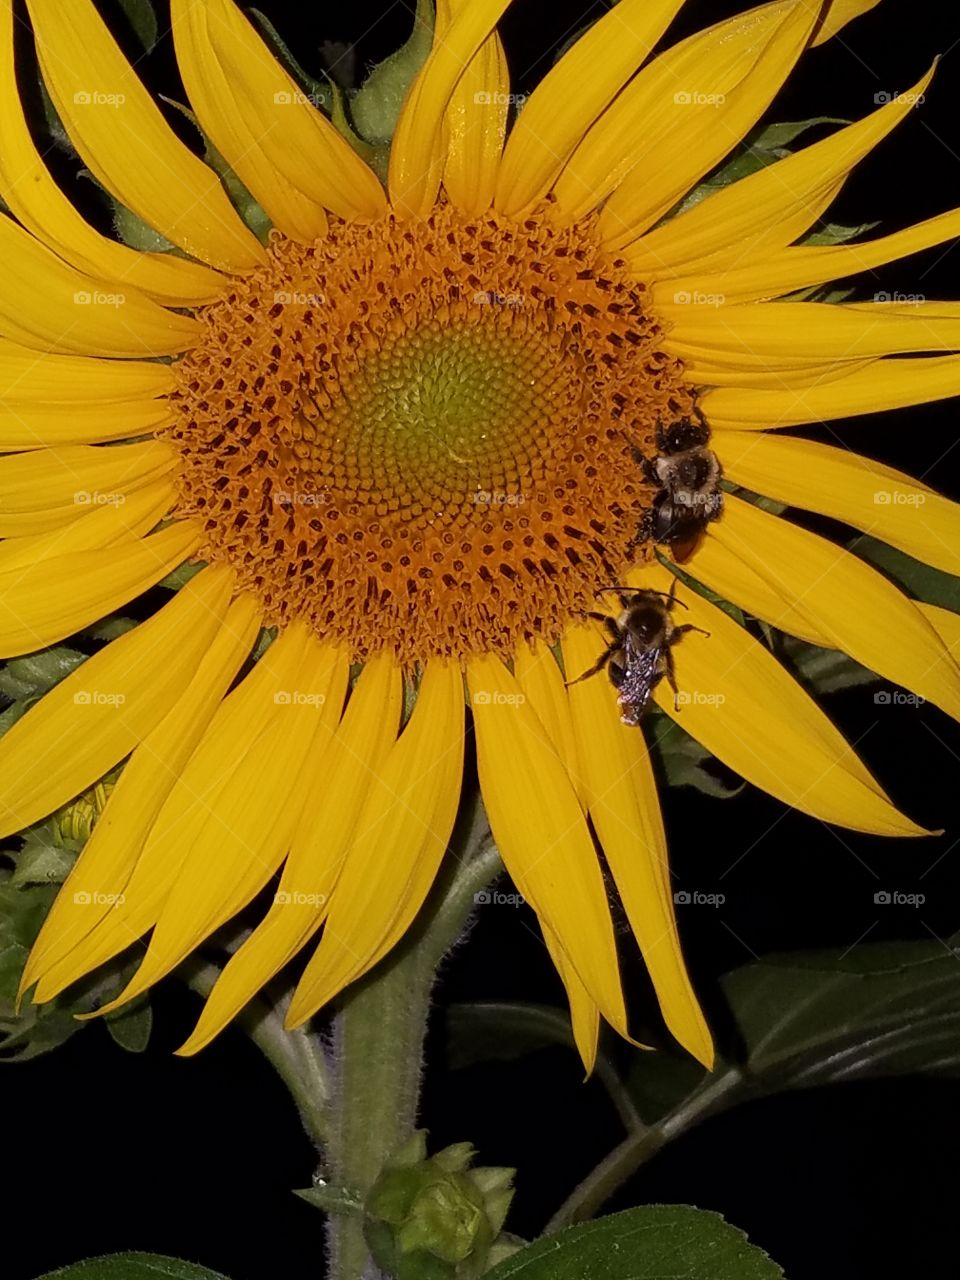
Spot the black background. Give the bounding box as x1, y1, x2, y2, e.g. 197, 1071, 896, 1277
7, 1, 960, 1277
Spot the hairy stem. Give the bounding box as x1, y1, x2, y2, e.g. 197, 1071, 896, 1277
180, 957, 331, 1150
326, 803, 502, 1280
545, 1068, 745, 1232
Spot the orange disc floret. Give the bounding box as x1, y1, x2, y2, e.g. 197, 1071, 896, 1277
168, 204, 695, 664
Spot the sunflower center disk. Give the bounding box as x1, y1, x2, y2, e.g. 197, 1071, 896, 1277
169, 207, 695, 663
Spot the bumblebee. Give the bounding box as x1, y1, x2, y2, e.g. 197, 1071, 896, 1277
636, 412, 724, 563
569, 582, 707, 726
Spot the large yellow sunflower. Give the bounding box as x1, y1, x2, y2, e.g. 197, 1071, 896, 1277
5, 0, 960, 1075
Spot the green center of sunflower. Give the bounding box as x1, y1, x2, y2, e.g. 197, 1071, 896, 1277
168, 206, 696, 664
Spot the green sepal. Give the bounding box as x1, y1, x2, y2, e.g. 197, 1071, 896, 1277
350, 0, 434, 145
365, 1132, 516, 1279
248, 10, 333, 113
851, 534, 960, 612
646, 709, 744, 799
113, 0, 159, 55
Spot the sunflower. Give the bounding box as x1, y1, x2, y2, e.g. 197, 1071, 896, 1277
5, 0, 960, 1075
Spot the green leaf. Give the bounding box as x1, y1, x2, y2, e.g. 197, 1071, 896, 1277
248, 10, 332, 112
350, 0, 434, 144
158, 560, 205, 592
723, 931, 960, 1087
0, 647, 86, 700
113, 0, 159, 54
9, 826, 77, 887
295, 1182, 365, 1216
447, 1001, 575, 1071
671, 116, 846, 217
34, 1254, 231, 1280
777, 636, 876, 695
647, 711, 744, 799
851, 534, 960, 611
483, 1207, 784, 1280
104, 997, 153, 1054
802, 219, 879, 246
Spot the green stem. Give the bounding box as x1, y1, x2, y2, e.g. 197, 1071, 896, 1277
544, 1067, 744, 1233
326, 804, 502, 1280
181, 957, 331, 1150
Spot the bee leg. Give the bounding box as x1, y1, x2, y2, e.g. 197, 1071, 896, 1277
587, 611, 622, 642
566, 646, 613, 686
662, 646, 684, 711
674, 623, 710, 639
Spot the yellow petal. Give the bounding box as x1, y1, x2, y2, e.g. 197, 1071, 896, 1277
438, 0, 509, 216
682, 354, 877, 390
641, 562, 925, 835
702, 353, 960, 428
660, 207, 960, 306
190, 0, 385, 224
27, 0, 265, 272
0, 563, 235, 841
94, 634, 346, 1016
0, 517, 200, 657
178, 655, 396, 1054
389, 0, 512, 218
170, 0, 329, 241
715, 432, 960, 577
624, 65, 935, 278
682, 531, 831, 646
600, 2, 820, 249
564, 623, 714, 1066
709, 495, 960, 720
665, 299, 960, 366
0, 478, 177, 573
467, 654, 628, 1034
920, 602, 960, 657
810, 0, 880, 45
495, 0, 684, 219
0, 341, 174, 401
0, 214, 199, 357
512, 641, 585, 804
0, 398, 173, 452
0, 442, 176, 528
0, 0, 225, 307
23, 592, 260, 997
286, 661, 464, 1026
35, 618, 306, 997
542, 925, 601, 1076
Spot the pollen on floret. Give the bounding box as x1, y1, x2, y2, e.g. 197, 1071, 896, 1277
168, 204, 696, 665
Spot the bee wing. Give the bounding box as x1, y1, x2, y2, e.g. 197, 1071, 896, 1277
617, 637, 661, 724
